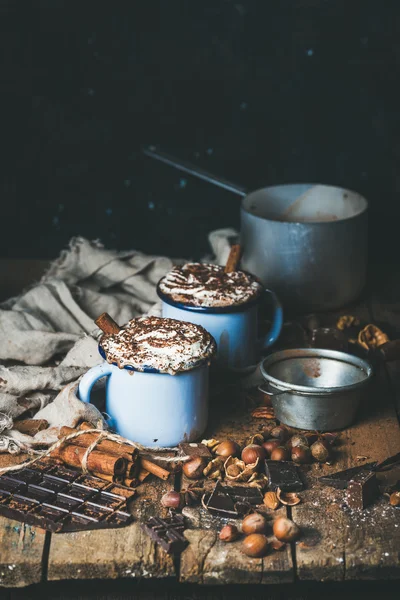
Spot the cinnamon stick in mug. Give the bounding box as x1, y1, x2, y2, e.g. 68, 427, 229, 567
95, 313, 121, 334
224, 244, 241, 273
51, 444, 127, 477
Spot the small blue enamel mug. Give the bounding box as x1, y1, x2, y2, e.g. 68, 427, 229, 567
157, 286, 283, 370
78, 347, 209, 447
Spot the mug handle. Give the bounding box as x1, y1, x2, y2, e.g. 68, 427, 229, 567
78, 363, 113, 404
259, 289, 284, 349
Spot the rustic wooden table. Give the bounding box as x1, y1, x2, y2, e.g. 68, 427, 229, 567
0, 264, 399, 590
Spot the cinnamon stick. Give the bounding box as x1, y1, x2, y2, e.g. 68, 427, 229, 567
92, 472, 114, 483
58, 426, 137, 461
140, 458, 170, 481
224, 244, 241, 273
95, 312, 121, 334
50, 444, 126, 477
13, 419, 49, 436
138, 468, 150, 482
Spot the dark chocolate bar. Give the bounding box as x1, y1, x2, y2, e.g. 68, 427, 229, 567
179, 442, 212, 459
141, 514, 187, 554
204, 482, 263, 518
0, 461, 135, 533
346, 471, 380, 510
319, 462, 377, 489
265, 460, 304, 492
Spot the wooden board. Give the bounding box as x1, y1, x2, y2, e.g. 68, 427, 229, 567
47, 476, 176, 581
179, 383, 294, 584
0, 517, 47, 587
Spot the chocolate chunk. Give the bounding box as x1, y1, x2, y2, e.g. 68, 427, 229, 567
346, 471, 380, 510
141, 514, 187, 554
204, 482, 263, 518
319, 462, 377, 489
265, 460, 304, 492
179, 442, 212, 459
0, 462, 134, 533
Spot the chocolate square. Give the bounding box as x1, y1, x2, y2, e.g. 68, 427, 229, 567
179, 442, 212, 459
265, 460, 304, 492
346, 471, 379, 510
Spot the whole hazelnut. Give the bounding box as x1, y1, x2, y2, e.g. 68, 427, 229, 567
270, 446, 290, 461
161, 490, 184, 509
310, 439, 331, 463
291, 445, 312, 464
261, 423, 276, 440
242, 512, 268, 535
182, 456, 208, 479
215, 440, 241, 458
242, 533, 269, 558
270, 426, 290, 443
289, 434, 309, 449
219, 524, 239, 542
241, 444, 266, 465
263, 491, 280, 510
262, 439, 281, 456
389, 491, 400, 507
273, 517, 301, 542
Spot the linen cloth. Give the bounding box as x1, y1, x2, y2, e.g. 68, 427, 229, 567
0, 229, 237, 452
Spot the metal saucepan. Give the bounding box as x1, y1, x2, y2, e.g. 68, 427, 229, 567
143, 146, 368, 313
259, 342, 400, 431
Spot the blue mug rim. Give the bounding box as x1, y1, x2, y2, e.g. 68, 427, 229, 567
156, 281, 263, 314
98, 344, 211, 374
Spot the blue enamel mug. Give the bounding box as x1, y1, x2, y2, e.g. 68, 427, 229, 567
78, 347, 209, 447
157, 286, 283, 370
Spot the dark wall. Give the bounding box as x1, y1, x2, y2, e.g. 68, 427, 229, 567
2, 0, 400, 260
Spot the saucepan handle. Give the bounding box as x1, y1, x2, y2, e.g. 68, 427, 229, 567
258, 384, 290, 398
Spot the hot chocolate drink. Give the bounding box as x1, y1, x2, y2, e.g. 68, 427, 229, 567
158, 263, 263, 309
99, 316, 216, 375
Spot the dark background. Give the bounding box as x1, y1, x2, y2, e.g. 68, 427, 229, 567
2, 0, 400, 260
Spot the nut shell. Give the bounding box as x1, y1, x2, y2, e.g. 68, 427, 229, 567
291, 445, 312, 464
276, 488, 301, 506
310, 440, 331, 463
389, 491, 400, 507
242, 533, 269, 557
263, 491, 280, 510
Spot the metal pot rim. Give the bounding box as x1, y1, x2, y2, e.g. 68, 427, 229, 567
260, 348, 373, 396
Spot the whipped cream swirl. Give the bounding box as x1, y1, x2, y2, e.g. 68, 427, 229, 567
100, 316, 216, 374
158, 263, 263, 308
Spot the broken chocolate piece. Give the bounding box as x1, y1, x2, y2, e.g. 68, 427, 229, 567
178, 442, 212, 459
319, 462, 377, 489
346, 471, 380, 510
141, 514, 187, 554
265, 460, 304, 492
204, 482, 263, 518
0, 462, 134, 533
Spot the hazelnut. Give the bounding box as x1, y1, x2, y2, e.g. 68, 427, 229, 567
242, 512, 268, 535
273, 517, 301, 542
310, 439, 331, 463
262, 439, 281, 456
270, 446, 290, 461
161, 490, 184, 509
288, 434, 309, 449
261, 423, 277, 440
241, 444, 266, 465
242, 533, 269, 558
219, 524, 239, 542
182, 456, 208, 479
263, 491, 280, 510
291, 445, 312, 464
270, 426, 290, 442
245, 433, 265, 447
389, 491, 400, 507
215, 440, 240, 458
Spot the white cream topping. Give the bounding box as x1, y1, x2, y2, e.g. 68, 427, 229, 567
100, 316, 216, 375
